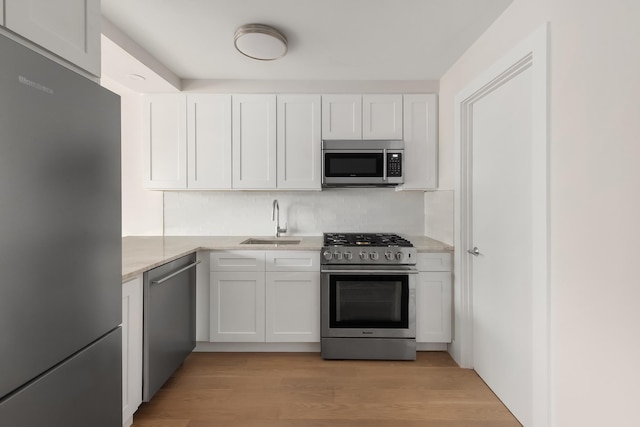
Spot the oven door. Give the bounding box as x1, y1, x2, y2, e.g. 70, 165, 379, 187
321, 265, 417, 339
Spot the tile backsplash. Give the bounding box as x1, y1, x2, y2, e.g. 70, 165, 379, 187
164, 188, 425, 236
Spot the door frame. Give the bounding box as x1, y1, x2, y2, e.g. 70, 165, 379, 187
453, 24, 550, 426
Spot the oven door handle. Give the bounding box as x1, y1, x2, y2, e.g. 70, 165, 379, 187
321, 268, 419, 275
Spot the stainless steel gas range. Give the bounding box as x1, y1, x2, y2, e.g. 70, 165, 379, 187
320, 233, 418, 360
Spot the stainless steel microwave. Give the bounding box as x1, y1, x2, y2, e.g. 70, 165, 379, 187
322, 140, 404, 187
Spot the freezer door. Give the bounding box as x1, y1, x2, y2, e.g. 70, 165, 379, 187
0, 34, 122, 399
0, 328, 122, 427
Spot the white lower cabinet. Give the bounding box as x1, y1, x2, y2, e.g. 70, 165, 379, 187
210, 271, 266, 342
415, 253, 452, 343
122, 276, 143, 427
266, 272, 320, 342
209, 251, 320, 343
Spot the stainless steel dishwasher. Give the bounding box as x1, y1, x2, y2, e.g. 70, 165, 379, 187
143, 253, 199, 402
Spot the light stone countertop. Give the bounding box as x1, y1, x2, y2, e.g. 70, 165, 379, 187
122, 235, 453, 282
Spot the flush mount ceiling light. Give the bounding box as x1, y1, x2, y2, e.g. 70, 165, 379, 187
234, 24, 288, 61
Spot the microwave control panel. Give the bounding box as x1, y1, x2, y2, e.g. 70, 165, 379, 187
387, 153, 402, 177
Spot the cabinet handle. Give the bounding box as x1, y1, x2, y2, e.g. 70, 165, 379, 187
152, 260, 201, 285
383, 148, 388, 181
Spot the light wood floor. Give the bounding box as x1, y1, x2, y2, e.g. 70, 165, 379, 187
133, 352, 521, 427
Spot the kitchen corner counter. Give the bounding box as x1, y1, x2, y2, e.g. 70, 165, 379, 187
122, 236, 324, 281
122, 235, 453, 282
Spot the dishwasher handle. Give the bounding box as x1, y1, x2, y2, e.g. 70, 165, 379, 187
151, 260, 201, 285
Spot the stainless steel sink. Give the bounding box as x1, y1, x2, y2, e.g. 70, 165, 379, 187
240, 238, 301, 245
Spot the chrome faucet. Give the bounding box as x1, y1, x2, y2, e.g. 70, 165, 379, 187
271, 199, 287, 238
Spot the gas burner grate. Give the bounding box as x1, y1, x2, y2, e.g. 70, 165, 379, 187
323, 233, 413, 247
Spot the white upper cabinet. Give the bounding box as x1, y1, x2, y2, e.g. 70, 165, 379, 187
322, 94, 403, 140
0, 1, 4, 26
321, 94, 362, 140
232, 95, 277, 189
187, 94, 232, 189
277, 95, 322, 190
143, 95, 187, 189
362, 94, 403, 140
400, 94, 438, 190
4, 0, 101, 76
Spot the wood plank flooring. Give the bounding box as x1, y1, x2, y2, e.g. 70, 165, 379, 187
133, 352, 521, 427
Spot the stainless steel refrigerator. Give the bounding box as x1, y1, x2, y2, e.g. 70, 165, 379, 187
0, 34, 122, 426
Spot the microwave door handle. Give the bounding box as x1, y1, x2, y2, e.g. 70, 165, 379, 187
383, 149, 387, 181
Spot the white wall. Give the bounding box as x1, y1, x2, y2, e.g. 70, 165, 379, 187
437, 0, 640, 425
164, 189, 425, 236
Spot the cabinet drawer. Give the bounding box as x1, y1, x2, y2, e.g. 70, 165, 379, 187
266, 251, 320, 272
210, 251, 266, 272
416, 253, 452, 272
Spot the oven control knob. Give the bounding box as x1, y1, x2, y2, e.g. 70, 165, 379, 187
359, 251, 369, 260
385, 251, 394, 260
344, 251, 353, 260
323, 250, 333, 261
395, 252, 403, 261
370, 252, 379, 260
334, 251, 343, 261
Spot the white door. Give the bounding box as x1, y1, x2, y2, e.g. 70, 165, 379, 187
277, 95, 322, 189
321, 94, 362, 140
232, 95, 276, 189
415, 271, 452, 343
143, 95, 187, 189
121, 276, 143, 425
456, 26, 549, 427
187, 94, 232, 189
471, 67, 533, 425
5, 0, 100, 75
265, 272, 320, 342
209, 272, 265, 342
362, 94, 403, 140
402, 94, 438, 190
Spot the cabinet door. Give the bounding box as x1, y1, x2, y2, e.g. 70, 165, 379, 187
232, 95, 277, 189
265, 272, 320, 342
277, 95, 322, 189
415, 272, 452, 343
187, 94, 232, 189
5, 0, 100, 76
321, 94, 362, 140
122, 276, 143, 426
362, 94, 403, 140
401, 94, 438, 190
210, 272, 265, 342
0, 1, 4, 25
143, 95, 187, 189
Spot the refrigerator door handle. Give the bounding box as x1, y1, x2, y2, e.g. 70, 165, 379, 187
151, 260, 201, 285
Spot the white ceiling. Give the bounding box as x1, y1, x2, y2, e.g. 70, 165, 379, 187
101, 0, 512, 84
